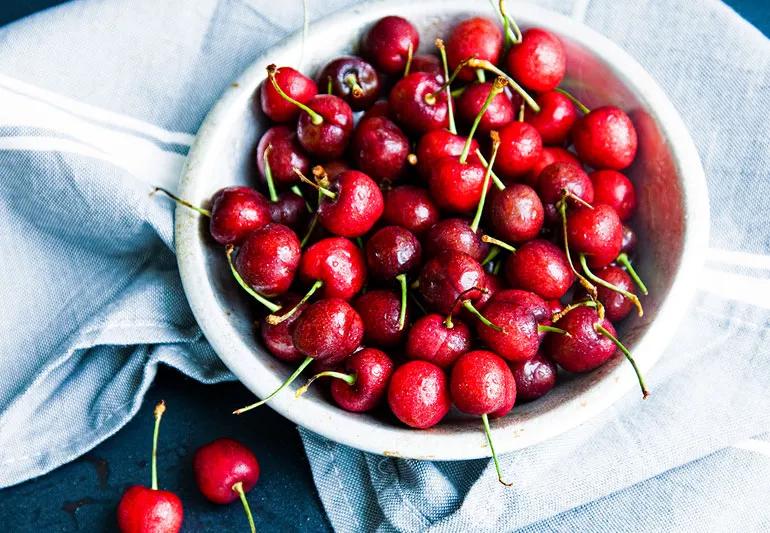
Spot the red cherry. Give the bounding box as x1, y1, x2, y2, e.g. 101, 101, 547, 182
361, 16, 419, 75
475, 301, 539, 363
209, 186, 271, 246
234, 223, 300, 296
300, 237, 366, 300
260, 293, 307, 363
416, 129, 479, 180
488, 289, 549, 323
572, 106, 638, 170
296, 94, 354, 160
509, 352, 557, 402
493, 121, 543, 181
268, 192, 308, 230
387, 360, 450, 429
317, 170, 384, 238
536, 162, 594, 206
361, 100, 390, 121
382, 185, 440, 235
621, 224, 638, 255
353, 289, 409, 347
544, 306, 616, 372
566, 204, 623, 269
293, 298, 364, 362
487, 184, 544, 243
351, 117, 410, 183
317, 56, 380, 111
504, 239, 575, 299
505, 29, 566, 92
476, 271, 503, 309
260, 66, 317, 123
325, 348, 394, 412
257, 126, 310, 188
429, 157, 488, 214
410, 54, 443, 78
365, 226, 422, 280
423, 218, 489, 262
594, 265, 636, 322
405, 313, 471, 368
590, 169, 637, 221
389, 72, 449, 134
457, 82, 515, 135
446, 17, 503, 82
524, 146, 581, 187
524, 90, 577, 145
417, 251, 485, 314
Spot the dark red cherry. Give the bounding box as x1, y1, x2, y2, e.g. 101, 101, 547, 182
365, 226, 422, 280
423, 218, 489, 262
260, 293, 307, 363
476, 301, 539, 363
361, 16, 419, 75
537, 161, 594, 206
327, 348, 395, 412
450, 350, 514, 416
256, 126, 310, 188
524, 146, 581, 187
209, 186, 271, 246
428, 157, 488, 214
318, 170, 384, 237
505, 239, 575, 299
361, 100, 390, 121
405, 313, 471, 368
446, 17, 503, 82
566, 204, 623, 269
296, 94, 354, 160
505, 29, 566, 92
410, 54, 443, 78
488, 289, 549, 323
417, 251, 485, 314
509, 352, 557, 402
590, 170, 637, 221
416, 129, 479, 180
493, 121, 543, 181
351, 117, 410, 183
572, 106, 638, 170
260, 66, 317, 123
382, 185, 440, 235
387, 360, 450, 429
353, 290, 408, 347
524, 90, 578, 145
620, 224, 637, 254
235, 223, 300, 296
595, 265, 636, 322
268, 191, 308, 230
317, 56, 380, 111
300, 237, 366, 300
293, 298, 364, 362
487, 184, 544, 243
193, 438, 259, 505
544, 306, 616, 372
389, 72, 449, 134
457, 82, 515, 135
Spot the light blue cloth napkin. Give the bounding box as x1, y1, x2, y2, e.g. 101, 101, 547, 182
1, 0, 769, 531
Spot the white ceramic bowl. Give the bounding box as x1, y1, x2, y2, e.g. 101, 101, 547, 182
175, 0, 709, 460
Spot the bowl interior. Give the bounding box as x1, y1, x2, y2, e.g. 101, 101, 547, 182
175, 0, 707, 460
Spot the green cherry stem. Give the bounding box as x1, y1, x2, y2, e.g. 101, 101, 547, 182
233, 356, 314, 414
395, 274, 409, 330
296, 370, 356, 398
262, 144, 279, 202
554, 87, 591, 115
616, 253, 649, 295
231, 482, 256, 533
403, 43, 414, 77
492, 260, 502, 276
579, 254, 644, 317
470, 131, 501, 233
152, 187, 211, 217
435, 38, 457, 135
294, 168, 337, 200
594, 323, 650, 399
481, 413, 512, 487
463, 300, 502, 331
466, 58, 540, 113
481, 234, 516, 253
481, 246, 501, 266
557, 199, 597, 298
498, 0, 522, 47
326, 75, 333, 95
290, 184, 313, 213
537, 324, 571, 337
518, 102, 525, 122
451, 86, 466, 98
474, 149, 506, 191
266, 279, 323, 325
225, 245, 282, 313
460, 77, 507, 164
150, 400, 165, 490
343, 73, 364, 97
475, 68, 486, 83
300, 211, 319, 248
267, 64, 323, 125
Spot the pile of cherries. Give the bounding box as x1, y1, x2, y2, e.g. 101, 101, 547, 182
160, 3, 650, 486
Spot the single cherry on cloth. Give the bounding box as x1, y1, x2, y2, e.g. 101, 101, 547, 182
450, 350, 515, 486
193, 438, 260, 533
537, 162, 594, 206
382, 185, 440, 235
457, 81, 516, 135
405, 313, 472, 368
509, 352, 557, 402
423, 218, 489, 262
351, 117, 411, 183
389, 72, 449, 134
590, 169, 637, 221
446, 17, 503, 82
487, 184, 544, 243
505, 28, 566, 92
524, 146, 581, 187
256, 126, 310, 188
524, 90, 577, 145
566, 204, 623, 269
361, 15, 419, 75
231, 223, 301, 297
311, 169, 383, 238
504, 239, 575, 300
388, 360, 450, 429
117, 401, 183, 533
493, 120, 543, 181
572, 106, 638, 170
318, 56, 380, 110
416, 129, 480, 180
260, 65, 317, 123
353, 289, 409, 347
297, 348, 394, 413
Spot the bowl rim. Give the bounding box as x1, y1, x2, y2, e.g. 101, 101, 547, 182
175, 0, 710, 461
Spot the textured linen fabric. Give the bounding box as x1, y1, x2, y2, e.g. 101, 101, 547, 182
0, 0, 769, 531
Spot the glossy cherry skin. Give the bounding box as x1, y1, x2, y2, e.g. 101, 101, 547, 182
318, 170, 384, 238
387, 360, 450, 429
544, 306, 617, 372
509, 352, 557, 402
366, 226, 422, 280
361, 16, 419, 75
476, 271, 503, 309
524, 146, 581, 187
476, 301, 539, 363
256, 126, 310, 188
488, 289, 549, 323
330, 348, 394, 412
566, 204, 623, 268
269, 191, 308, 230
572, 106, 638, 170
193, 438, 259, 505
260, 293, 307, 363
318, 56, 380, 110
300, 237, 366, 300
457, 82, 515, 135
524, 90, 578, 145
537, 161, 594, 206
260, 66, 317, 123
505, 28, 566, 92
382, 186, 440, 235
450, 350, 515, 416
416, 129, 479, 180
389, 72, 449, 134
505, 239, 575, 299
361, 100, 390, 121
423, 218, 489, 262
418, 251, 485, 314
410, 54, 443, 78
353, 290, 408, 347
488, 184, 544, 243
235, 223, 300, 296
293, 298, 364, 362
494, 121, 543, 181
590, 170, 637, 221
351, 117, 410, 183
595, 265, 636, 322
209, 186, 271, 246
621, 224, 637, 254
446, 17, 503, 82
297, 94, 354, 160
429, 157, 488, 214
405, 313, 471, 368
117, 486, 183, 533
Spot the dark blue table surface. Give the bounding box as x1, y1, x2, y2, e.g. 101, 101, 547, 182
1, 1, 767, 531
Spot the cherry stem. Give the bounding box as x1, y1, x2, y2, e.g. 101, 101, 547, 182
266, 279, 323, 325
225, 245, 282, 313
580, 254, 644, 317
470, 132, 501, 233
291, 184, 313, 213
616, 253, 649, 295
300, 211, 319, 248
343, 73, 364, 97
150, 400, 165, 491
267, 64, 323, 125
403, 43, 414, 77
498, 0, 522, 47
425, 57, 472, 105
557, 199, 598, 299
233, 356, 314, 414
492, 260, 502, 276
562, 189, 594, 209
518, 103, 525, 122
435, 38, 457, 135
474, 149, 506, 190
232, 482, 256, 533
595, 323, 650, 399
263, 144, 279, 202
460, 77, 507, 164
481, 246, 501, 266
481, 413, 512, 487
475, 69, 486, 83
466, 59, 540, 113
463, 300, 502, 331
294, 168, 336, 200
554, 88, 591, 115
451, 86, 466, 98
395, 274, 408, 330
326, 75, 333, 95
152, 187, 211, 217
296, 370, 356, 398
551, 299, 597, 323
538, 324, 571, 337
481, 234, 516, 253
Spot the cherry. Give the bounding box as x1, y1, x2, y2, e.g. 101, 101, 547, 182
572, 106, 638, 170
193, 438, 259, 533
487, 184, 544, 243
475, 300, 539, 363
566, 204, 623, 269
366, 225, 422, 281
457, 81, 515, 135
446, 17, 503, 82
387, 360, 450, 429
410, 54, 443, 78
208, 186, 270, 246
313, 169, 384, 238
361, 99, 390, 121
505, 28, 566, 92
353, 289, 409, 347
493, 121, 543, 181
260, 293, 307, 363
449, 350, 514, 486
351, 117, 410, 183
417, 251, 484, 315
620, 224, 637, 255
423, 218, 489, 262
382, 185, 440, 235
389, 72, 449, 134
415, 129, 479, 180
117, 402, 183, 533
590, 169, 637, 221
260, 66, 317, 123
361, 16, 419, 75
318, 56, 380, 110
268, 191, 308, 230
504, 239, 575, 299
488, 289, 549, 323
509, 352, 557, 402
298, 237, 366, 300
257, 126, 310, 189
476, 271, 503, 309
524, 90, 577, 145
232, 223, 300, 297
524, 146, 581, 187
537, 162, 594, 206
405, 313, 471, 368
593, 265, 636, 322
